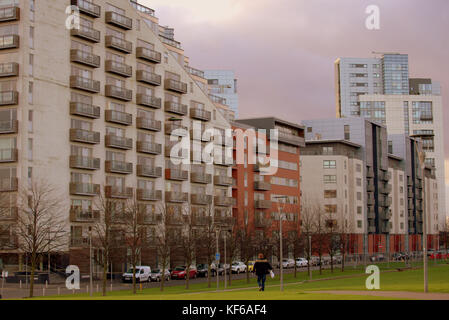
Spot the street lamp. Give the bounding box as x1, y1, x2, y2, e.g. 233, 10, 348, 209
89, 226, 93, 297
274, 195, 289, 292
215, 227, 220, 291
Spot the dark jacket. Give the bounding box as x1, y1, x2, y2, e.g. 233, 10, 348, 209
253, 259, 272, 276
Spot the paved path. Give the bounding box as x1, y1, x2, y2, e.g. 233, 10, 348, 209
307, 290, 449, 300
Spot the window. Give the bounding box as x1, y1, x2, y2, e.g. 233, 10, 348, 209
29, 54, 34, 76
357, 192, 362, 201
29, 0, 35, 21
324, 190, 337, 198
356, 164, 361, 172
323, 175, 336, 184
28, 81, 33, 104
323, 147, 333, 155
357, 206, 362, 214
324, 205, 337, 213
356, 178, 362, 187
344, 125, 350, 140
323, 160, 336, 169
28, 138, 33, 160
29, 26, 34, 48
28, 110, 33, 133
357, 220, 362, 228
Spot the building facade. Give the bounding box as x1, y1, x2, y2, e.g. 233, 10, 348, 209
204, 70, 238, 118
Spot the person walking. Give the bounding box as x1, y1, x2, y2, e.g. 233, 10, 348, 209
253, 253, 273, 292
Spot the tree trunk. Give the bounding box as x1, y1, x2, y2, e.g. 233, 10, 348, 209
185, 266, 190, 290
132, 258, 137, 295
160, 258, 166, 292
102, 257, 107, 296
246, 259, 250, 283
319, 254, 322, 275
207, 265, 211, 288
330, 254, 334, 273
228, 268, 232, 286
29, 253, 36, 298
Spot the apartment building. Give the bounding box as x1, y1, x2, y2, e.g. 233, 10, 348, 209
204, 70, 239, 118
301, 140, 365, 254
233, 118, 304, 259
0, 0, 234, 271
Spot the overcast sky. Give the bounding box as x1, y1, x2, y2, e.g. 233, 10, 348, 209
141, 0, 449, 207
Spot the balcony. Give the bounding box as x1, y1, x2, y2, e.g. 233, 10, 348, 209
191, 172, 212, 184
105, 109, 132, 126
138, 212, 162, 225
168, 145, 188, 159
0, 120, 17, 134
367, 197, 375, 206
379, 208, 392, 221
105, 11, 132, 30
215, 196, 233, 207
214, 215, 234, 226
70, 76, 100, 93
0, 6, 20, 22
0, 34, 19, 50
70, 209, 100, 223
165, 191, 188, 203
164, 101, 188, 115
165, 168, 188, 181
407, 176, 413, 186
0, 91, 18, 105
137, 141, 162, 155
164, 79, 187, 94
70, 49, 100, 68
105, 85, 132, 101
136, 117, 161, 131
0, 148, 17, 163
190, 124, 211, 142
105, 134, 132, 150
105, 35, 132, 54
69, 182, 100, 196
70, 102, 100, 119
191, 194, 212, 205
136, 94, 161, 109
105, 186, 133, 199
378, 183, 392, 194
254, 181, 271, 191
165, 122, 188, 136
71, 0, 100, 17
0, 207, 17, 221
366, 167, 374, 178
255, 217, 270, 228
0, 62, 19, 77
136, 70, 161, 86
190, 108, 211, 121
105, 60, 132, 77
254, 200, 272, 209
366, 181, 375, 192
137, 189, 162, 201
379, 197, 392, 207
214, 154, 234, 167
70, 237, 89, 248
192, 215, 210, 226
105, 160, 133, 174
277, 131, 305, 147
166, 214, 185, 225
214, 175, 233, 187
368, 226, 376, 234
70, 128, 100, 144
137, 165, 162, 178
367, 207, 375, 220
136, 47, 161, 63
71, 25, 100, 43
70, 155, 100, 170
379, 171, 391, 181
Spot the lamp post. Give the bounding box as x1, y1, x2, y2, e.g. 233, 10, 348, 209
224, 231, 227, 289
89, 226, 93, 297
417, 149, 428, 293
215, 227, 220, 291
274, 195, 289, 292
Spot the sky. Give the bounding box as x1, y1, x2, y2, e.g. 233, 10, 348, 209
140, 0, 449, 211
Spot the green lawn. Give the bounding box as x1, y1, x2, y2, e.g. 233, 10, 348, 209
33, 262, 449, 300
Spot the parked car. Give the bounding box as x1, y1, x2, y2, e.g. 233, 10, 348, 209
332, 255, 342, 264
218, 263, 230, 275
282, 259, 295, 269
170, 265, 197, 280
370, 254, 385, 262
231, 261, 247, 274
150, 268, 170, 282
322, 256, 331, 265
295, 258, 308, 267
247, 261, 255, 272
310, 256, 321, 266
196, 264, 211, 277
122, 266, 151, 283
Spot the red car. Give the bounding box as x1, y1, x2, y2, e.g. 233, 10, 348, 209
170, 266, 197, 280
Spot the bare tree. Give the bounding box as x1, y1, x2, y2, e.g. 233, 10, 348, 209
313, 206, 327, 276
286, 229, 304, 278
195, 205, 217, 288
154, 203, 174, 292
236, 220, 255, 284
339, 210, 353, 272
325, 217, 340, 274
180, 205, 196, 290
300, 197, 318, 279
13, 180, 67, 298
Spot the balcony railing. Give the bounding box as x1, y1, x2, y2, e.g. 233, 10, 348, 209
136, 94, 161, 108
137, 189, 162, 201
165, 191, 188, 203
214, 216, 234, 226
70, 75, 100, 93
105, 160, 133, 174
138, 213, 162, 225
165, 122, 188, 136
191, 215, 210, 226
70, 102, 100, 119
136, 117, 161, 131
0, 148, 17, 163
70, 128, 100, 144
191, 194, 212, 205
191, 172, 212, 184
165, 168, 188, 181
137, 165, 162, 178
167, 145, 187, 159
105, 11, 132, 30
105, 85, 132, 101
71, 25, 100, 43
214, 196, 233, 207
105, 60, 132, 77
70, 155, 100, 170
0, 91, 18, 105
0, 177, 17, 192
254, 200, 272, 209
69, 182, 100, 196
105, 134, 133, 150
70, 237, 89, 248
105, 186, 133, 199
136, 47, 161, 63
255, 217, 270, 228
184, 65, 204, 78
276, 131, 306, 147
70, 49, 100, 68
71, 0, 101, 18
105, 109, 132, 125
0, 6, 20, 22
166, 214, 185, 225
190, 108, 211, 121
136, 141, 162, 155
164, 101, 187, 115
0, 34, 19, 50
0, 120, 18, 134
164, 79, 187, 94
214, 175, 233, 186
70, 209, 100, 223
136, 70, 161, 86
254, 181, 271, 191
0, 62, 18, 77
0, 207, 18, 221
105, 35, 132, 53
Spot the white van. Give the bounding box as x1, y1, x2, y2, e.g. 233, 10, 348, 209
122, 266, 151, 283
